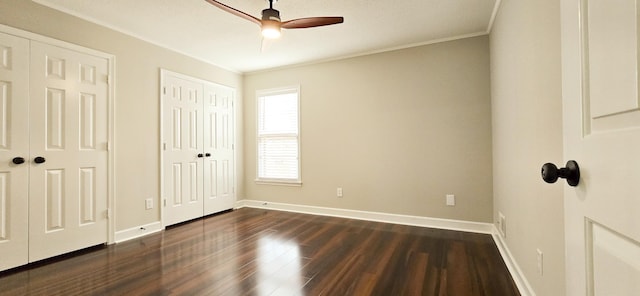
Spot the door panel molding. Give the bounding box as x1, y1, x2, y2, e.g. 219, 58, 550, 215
586, 219, 640, 295
580, 0, 640, 135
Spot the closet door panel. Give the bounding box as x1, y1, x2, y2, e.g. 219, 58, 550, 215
203, 84, 235, 215
0, 32, 29, 272
163, 75, 204, 226
28, 41, 108, 262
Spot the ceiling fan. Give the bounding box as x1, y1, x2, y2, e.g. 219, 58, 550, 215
204, 0, 344, 39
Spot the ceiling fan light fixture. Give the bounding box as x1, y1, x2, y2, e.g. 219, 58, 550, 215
261, 21, 281, 39
205, 0, 344, 41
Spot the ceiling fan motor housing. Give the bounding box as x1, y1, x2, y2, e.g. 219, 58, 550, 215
262, 8, 281, 21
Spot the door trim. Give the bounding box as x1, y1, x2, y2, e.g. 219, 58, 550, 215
0, 24, 117, 244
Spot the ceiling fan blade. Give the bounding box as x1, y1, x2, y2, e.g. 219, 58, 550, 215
281, 17, 344, 29
204, 0, 261, 26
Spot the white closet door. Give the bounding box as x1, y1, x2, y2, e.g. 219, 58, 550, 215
203, 84, 235, 215
163, 75, 205, 226
28, 41, 108, 262
0, 32, 29, 271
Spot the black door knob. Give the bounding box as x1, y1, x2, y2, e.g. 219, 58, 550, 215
205, 153, 211, 157
34, 156, 46, 164
12, 157, 25, 164
541, 160, 580, 187
197, 153, 204, 158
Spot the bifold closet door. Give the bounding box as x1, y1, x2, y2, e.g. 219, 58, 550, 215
28, 41, 109, 262
163, 75, 205, 226
0, 32, 30, 271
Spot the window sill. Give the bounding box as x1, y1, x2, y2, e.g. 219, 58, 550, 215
255, 179, 302, 187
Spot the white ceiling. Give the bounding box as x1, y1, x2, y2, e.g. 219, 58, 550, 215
33, 0, 499, 73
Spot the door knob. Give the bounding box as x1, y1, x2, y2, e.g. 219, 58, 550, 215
197, 153, 204, 158
12, 157, 25, 164
34, 156, 46, 164
541, 160, 580, 187
205, 153, 211, 157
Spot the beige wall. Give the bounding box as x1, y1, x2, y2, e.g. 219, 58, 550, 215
0, 0, 243, 231
244, 36, 493, 223
490, 0, 565, 294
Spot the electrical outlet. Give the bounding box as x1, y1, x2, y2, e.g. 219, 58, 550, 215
536, 249, 544, 276
498, 212, 506, 237
446, 194, 455, 206
145, 198, 153, 210
337, 187, 343, 197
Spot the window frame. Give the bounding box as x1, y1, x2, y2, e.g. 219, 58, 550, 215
255, 86, 302, 185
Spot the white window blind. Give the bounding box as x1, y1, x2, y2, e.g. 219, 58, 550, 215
257, 87, 300, 183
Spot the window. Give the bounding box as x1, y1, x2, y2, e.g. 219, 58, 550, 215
256, 87, 300, 184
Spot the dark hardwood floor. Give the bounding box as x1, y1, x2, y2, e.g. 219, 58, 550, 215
0, 208, 519, 296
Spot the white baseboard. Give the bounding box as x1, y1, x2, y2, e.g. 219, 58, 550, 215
114, 221, 164, 243
492, 226, 536, 296
235, 199, 494, 234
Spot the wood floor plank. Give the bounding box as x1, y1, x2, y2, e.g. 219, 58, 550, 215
0, 208, 519, 296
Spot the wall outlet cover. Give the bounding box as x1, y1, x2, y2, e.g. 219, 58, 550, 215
536, 248, 544, 276
446, 194, 455, 206
498, 212, 506, 237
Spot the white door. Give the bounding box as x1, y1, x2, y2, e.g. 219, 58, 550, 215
162, 71, 236, 226
28, 41, 109, 261
203, 84, 235, 215
562, 0, 640, 295
0, 32, 29, 271
163, 75, 205, 226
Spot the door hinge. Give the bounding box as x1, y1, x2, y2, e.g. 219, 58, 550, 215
163, 142, 167, 151
164, 199, 167, 207
163, 87, 167, 95
106, 75, 111, 84
107, 141, 111, 151
106, 209, 111, 219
